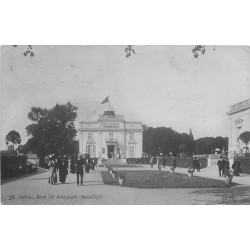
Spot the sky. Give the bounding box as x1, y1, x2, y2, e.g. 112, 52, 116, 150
1, 45, 250, 150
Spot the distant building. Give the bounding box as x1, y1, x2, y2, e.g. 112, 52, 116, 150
78, 111, 143, 161
227, 99, 250, 157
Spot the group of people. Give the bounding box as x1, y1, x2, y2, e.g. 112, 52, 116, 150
48, 153, 97, 186
217, 156, 242, 177
192, 157, 201, 172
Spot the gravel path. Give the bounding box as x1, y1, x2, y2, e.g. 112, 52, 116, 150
1, 165, 250, 205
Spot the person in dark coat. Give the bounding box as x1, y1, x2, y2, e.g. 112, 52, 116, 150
217, 156, 224, 177
232, 157, 242, 176
222, 157, 230, 177
69, 154, 76, 174
163, 157, 167, 168
172, 157, 177, 169
59, 155, 68, 184
75, 155, 85, 186
196, 158, 201, 172
192, 157, 197, 172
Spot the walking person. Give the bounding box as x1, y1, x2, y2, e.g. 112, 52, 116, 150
75, 155, 85, 186
232, 157, 242, 176
59, 155, 68, 184
48, 154, 57, 185
150, 156, 154, 168
196, 158, 201, 172
223, 157, 230, 177
172, 157, 177, 170
237, 158, 242, 176
217, 156, 224, 177
192, 157, 197, 172
232, 157, 238, 176
163, 156, 166, 168
70, 154, 77, 174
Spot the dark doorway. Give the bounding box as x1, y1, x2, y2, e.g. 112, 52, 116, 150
107, 145, 115, 158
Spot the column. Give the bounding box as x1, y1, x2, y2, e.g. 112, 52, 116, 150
79, 131, 83, 154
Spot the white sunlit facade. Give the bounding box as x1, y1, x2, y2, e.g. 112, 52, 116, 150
227, 99, 250, 157
78, 111, 143, 161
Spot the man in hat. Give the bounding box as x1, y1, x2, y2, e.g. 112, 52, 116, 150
75, 154, 86, 186
217, 156, 224, 177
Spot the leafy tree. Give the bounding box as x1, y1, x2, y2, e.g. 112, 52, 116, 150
25, 102, 78, 157
188, 128, 195, 153
5, 130, 21, 150
192, 45, 206, 58
143, 126, 194, 156
195, 136, 228, 154
238, 131, 250, 152
125, 45, 208, 59
12, 45, 35, 57
125, 45, 135, 58
178, 143, 187, 156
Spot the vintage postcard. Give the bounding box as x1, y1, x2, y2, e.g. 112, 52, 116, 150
1, 45, 250, 205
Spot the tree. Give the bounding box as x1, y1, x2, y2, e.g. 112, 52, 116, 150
192, 45, 206, 58
25, 102, 78, 157
12, 45, 35, 57
238, 131, 250, 152
178, 144, 187, 157
125, 45, 209, 59
188, 128, 195, 154
143, 126, 194, 156
195, 137, 228, 154
5, 130, 21, 150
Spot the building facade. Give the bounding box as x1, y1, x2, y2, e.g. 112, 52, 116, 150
227, 99, 250, 157
78, 111, 143, 160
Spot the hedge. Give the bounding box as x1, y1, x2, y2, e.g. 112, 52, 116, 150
126, 157, 207, 168
160, 157, 207, 169
126, 158, 152, 164
238, 156, 250, 174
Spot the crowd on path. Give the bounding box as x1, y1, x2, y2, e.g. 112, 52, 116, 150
217, 156, 242, 178
148, 154, 243, 178
47, 154, 97, 186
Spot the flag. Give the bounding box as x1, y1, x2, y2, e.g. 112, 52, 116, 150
101, 96, 109, 104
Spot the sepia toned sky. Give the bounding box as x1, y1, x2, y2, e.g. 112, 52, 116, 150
1, 45, 250, 149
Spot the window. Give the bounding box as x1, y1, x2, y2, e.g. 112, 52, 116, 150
109, 132, 113, 140
130, 132, 134, 140
88, 132, 92, 140
129, 145, 135, 157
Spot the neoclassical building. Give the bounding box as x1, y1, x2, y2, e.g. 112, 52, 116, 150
227, 98, 250, 157
78, 111, 143, 161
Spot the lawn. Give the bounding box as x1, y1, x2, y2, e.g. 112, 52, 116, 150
101, 170, 237, 189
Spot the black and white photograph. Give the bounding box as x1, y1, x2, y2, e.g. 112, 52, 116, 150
1, 1, 250, 250
1, 45, 250, 205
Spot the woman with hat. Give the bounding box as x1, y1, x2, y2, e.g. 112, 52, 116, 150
48, 154, 57, 185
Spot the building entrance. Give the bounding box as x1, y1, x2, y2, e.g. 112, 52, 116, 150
107, 145, 115, 158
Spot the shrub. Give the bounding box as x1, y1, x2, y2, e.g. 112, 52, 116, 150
238, 156, 250, 174
126, 158, 147, 164
161, 157, 207, 169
